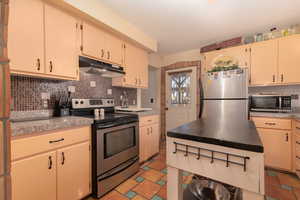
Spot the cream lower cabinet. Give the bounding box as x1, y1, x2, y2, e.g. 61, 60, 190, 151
139, 115, 160, 162
12, 151, 57, 200
252, 117, 292, 171
11, 126, 91, 200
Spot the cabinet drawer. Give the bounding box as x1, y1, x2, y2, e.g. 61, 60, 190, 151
12, 126, 90, 161
139, 115, 159, 127
252, 117, 291, 130
294, 120, 300, 134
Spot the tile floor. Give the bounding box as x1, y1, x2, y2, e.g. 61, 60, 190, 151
86, 145, 300, 200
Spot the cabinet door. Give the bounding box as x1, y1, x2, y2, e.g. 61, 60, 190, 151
124, 42, 139, 86
81, 22, 106, 60
137, 48, 149, 88
257, 128, 291, 170
11, 151, 57, 200
106, 33, 124, 65
44, 4, 79, 79
139, 126, 152, 162
57, 142, 90, 200
278, 35, 300, 84
250, 40, 278, 85
8, 0, 44, 74
149, 124, 160, 157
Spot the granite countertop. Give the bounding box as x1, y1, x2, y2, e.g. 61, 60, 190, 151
167, 118, 264, 153
11, 116, 94, 138
250, 110, 300, 119
116, 110, 160, 117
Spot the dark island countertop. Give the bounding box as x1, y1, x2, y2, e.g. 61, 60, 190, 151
167, 119, 264, 153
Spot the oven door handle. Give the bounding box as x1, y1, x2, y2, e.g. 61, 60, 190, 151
98, 124, 118, 129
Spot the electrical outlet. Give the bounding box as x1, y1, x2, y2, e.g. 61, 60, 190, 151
68, 86, 76, 93
90, 81, 96, 87
107, 89, 112, 95
41, 92, 50, 100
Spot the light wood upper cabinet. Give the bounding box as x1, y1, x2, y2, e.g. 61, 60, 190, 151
257, 128, 292, 171
105, 33, 124, 66
12, 151, 57, 200
278, 34, 300, 84
250, 40, 278, 85
8, 0, 44, 74
44, 4, 79, 79
57, 142, 90, 200
221, 45, 251, 68
202, 51, 219, 73
81, 22, 124, 66
81, 22, 106, 61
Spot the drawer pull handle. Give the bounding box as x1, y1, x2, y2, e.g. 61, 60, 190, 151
49, 138, 64, 144
37, 58, 41, 71
48, 156, 53, 170
49, 61, 53, 72
296, 156, 300, 160
148, 120, 152, 122
265, 122, 276, 126
297, 169, 300, 172
297, 141, 300, 145
61, 152, 65, 165
286, 133, 289, 142
296, 127, 300, 130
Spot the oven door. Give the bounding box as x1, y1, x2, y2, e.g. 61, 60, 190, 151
250, 96, 279, 111
96, 122, 139, 175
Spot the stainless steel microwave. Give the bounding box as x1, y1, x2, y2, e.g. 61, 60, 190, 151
249, 94, 292, 112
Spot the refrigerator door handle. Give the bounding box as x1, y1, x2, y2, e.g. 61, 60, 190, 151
199, 79, 204, 118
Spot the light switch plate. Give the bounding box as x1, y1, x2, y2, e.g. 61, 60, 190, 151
107, 89, 112, 95
90, 81, 96, 87
68, 86, 76, 93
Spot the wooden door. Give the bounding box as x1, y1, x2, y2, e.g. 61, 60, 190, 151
278, 35, 300, 84
11, 151, 57, 200
8, 0, 44, 74
105, 33, 124, 65
57, 142, 90, 200
250, 40, 278, 85
81, 22, 106, 60
257, 128, 291, 170
44, 4, 79, 79
149, 124, 160, 157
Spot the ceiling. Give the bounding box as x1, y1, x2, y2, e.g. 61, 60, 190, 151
101, 0, 300, 54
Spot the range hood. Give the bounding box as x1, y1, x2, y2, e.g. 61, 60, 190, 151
79, 56, 125, 78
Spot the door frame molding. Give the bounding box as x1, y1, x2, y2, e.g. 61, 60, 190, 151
160, 61, 201, 140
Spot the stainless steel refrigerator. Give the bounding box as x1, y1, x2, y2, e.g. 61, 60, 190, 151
199, 68, 248, 121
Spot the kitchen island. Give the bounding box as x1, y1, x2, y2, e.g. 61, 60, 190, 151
167, 118, 264, 200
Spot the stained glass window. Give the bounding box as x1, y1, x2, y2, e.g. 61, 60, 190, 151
170, 71, 191, 104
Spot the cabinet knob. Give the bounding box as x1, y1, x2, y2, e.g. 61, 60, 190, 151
107, 51, 110, 60
281, 74, 284, 82
101, 49, 104, 58
272, 75, 275, 82
286, 133, 289, 142
37, 58, 41, 71
49, 61, 53, 72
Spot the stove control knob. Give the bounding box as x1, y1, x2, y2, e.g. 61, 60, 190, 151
80, 101, 84, 104
75, 101, 79, 104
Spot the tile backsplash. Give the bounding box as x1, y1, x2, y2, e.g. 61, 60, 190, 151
249, 85, 300, 107
11, 72, 137, 111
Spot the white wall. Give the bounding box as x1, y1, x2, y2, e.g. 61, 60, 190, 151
163, 48, 201, 66
63, 0, 157, 52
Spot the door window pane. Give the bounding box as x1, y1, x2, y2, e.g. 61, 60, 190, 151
170, 72, 191, 104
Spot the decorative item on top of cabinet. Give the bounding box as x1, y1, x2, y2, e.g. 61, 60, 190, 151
80, 22, 124, 66
252, 117, 292, 171
139, 115, 160, 162
249, 40, 278, 85
8, 0, 79, 80
112, 42, 149, 88
11, 126, 91, 200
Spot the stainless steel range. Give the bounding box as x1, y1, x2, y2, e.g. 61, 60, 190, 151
71, 98, 139, 198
